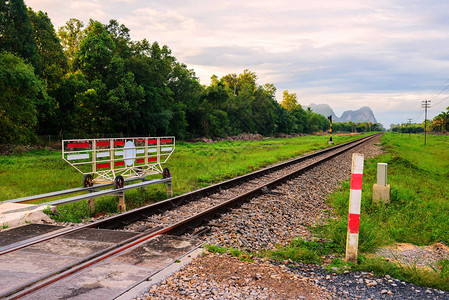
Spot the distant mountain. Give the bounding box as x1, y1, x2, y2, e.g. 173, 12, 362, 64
338, 106, 377, 123
307, 103, 339, 121
306, 104, 377, 123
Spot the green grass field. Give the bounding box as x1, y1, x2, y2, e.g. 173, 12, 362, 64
309, 132, 449, 290
325, 132, 449, 250
0, 134, 366, 221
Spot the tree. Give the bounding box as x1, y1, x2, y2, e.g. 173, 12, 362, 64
105, 57, 145, 133
281, 90, 300, 112
0, 51, 46, 143
199, 81, 232, 137
263, 83, 276, 98
74, 20, 115, 80
252, 86, 278, 135
222, 73, 238, 95
432, 112, 449, 132
0, 0, 40, 73
51, 71, 89, 135
274, 103, 295, 134
57, 18, 84, 69
168, 62, 204, 138
105, 19, 131, 58
28, 9, 68, 90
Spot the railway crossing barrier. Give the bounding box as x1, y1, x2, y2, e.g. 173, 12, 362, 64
345, 153, 364, 263
63, 136, 175, 212
62, 136, 175, 188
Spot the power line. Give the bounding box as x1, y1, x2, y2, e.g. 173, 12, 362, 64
432, 94, 449, 109
429, 78, 449, 101
412, 108, 424, 122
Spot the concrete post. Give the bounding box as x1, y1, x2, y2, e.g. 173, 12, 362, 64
87, 189, 95, 213
88, 198, 95, 213
166, 178, 173, 197
377, 163, 387, 186
117, 191, 126, 212
373, 163, 390, 204
345, 153, 364, 263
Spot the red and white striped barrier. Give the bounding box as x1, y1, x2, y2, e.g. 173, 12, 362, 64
62, 137, 175, 186
345, 153, 364, 263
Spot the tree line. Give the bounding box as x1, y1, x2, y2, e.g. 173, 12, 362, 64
0, 1, 380, 144
390, 106, 449, 133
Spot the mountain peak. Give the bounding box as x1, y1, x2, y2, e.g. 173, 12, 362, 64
306, 104, 377, 123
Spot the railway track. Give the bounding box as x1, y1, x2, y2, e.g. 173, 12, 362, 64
0, 133, 380, 299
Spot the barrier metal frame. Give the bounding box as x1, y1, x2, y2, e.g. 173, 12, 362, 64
62, 136, 175, 185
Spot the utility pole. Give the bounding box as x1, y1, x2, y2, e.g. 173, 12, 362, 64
407, 118, 412, 138
422, 100, 431, 145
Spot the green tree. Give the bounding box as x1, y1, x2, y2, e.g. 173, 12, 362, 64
432, 111, 449, 132
105, 56, 145, 133
105, 19, 131, 59
74, 20, 115, 80
274, 103, 295, 134
0, 52, 46, 143
252, 86, 278, 135
199, 81, 232, 138
168, 62, 204, 138
57, 18, 84, 70
51, 71, 89, 135
0, 0, 40, 73
28, 9, 68, 90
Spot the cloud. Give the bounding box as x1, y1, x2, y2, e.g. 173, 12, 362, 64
24, 0, 449, 126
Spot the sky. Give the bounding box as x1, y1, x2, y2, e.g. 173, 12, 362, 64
26, 0, 449, 127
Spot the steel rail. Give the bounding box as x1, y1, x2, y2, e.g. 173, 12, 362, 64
1, 133, 380, 299
0, 133, 379, 256
3, 177, 148, 204
1, 178, 171, 215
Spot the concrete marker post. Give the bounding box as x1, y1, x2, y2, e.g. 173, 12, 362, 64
345, 153, 364, 263
118, 191, 126, 212
372, 163, 390, 204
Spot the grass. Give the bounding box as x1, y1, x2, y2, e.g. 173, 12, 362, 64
0, 133, 367, 222
354, 256, 449, 291
204, 244, 255, 262
264, 237, 338, 264
311, 132, 449, 290
324, 132, 449, 250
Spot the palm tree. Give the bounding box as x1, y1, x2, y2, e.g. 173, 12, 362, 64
433, 112, 449, 132
432, 117, 444, 132
440, 111, 449, 132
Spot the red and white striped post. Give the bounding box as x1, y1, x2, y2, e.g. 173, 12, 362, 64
345, 153, 364, 263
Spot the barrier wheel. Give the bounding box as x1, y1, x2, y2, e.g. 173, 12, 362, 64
162, 168, 171, 179
114, 175, 124, 189
83, 174, 94, 187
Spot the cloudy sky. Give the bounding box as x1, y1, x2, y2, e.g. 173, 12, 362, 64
27, 0, 449, 127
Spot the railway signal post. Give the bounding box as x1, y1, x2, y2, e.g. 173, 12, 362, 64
345, 153, 364, 263
328, 115, 333, 144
